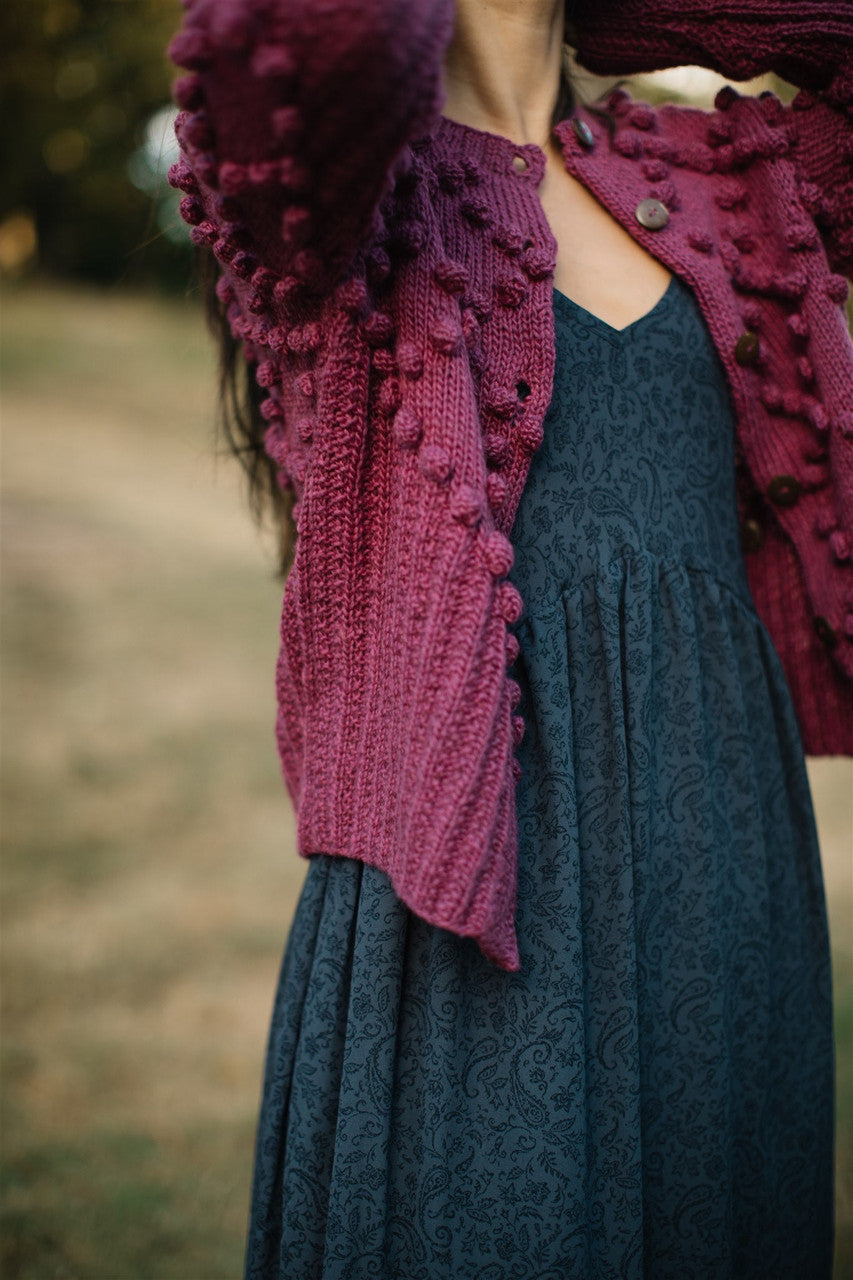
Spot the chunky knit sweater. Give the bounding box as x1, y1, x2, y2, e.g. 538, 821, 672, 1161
168, 0, 853, 973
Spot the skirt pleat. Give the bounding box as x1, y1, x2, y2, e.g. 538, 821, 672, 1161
245, 547, 833, 1280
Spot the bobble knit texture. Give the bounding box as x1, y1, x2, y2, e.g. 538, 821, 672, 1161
169, 0, 853, 973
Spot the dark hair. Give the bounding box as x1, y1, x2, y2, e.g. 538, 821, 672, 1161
198, 244, 298, 581
200, 65, 612, 581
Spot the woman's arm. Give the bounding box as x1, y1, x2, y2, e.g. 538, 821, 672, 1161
168, 0, 455, 301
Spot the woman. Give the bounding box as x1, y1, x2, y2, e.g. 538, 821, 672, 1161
167, 1, 853, 1275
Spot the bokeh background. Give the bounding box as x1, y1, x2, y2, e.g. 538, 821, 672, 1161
2, 3, 852, 1276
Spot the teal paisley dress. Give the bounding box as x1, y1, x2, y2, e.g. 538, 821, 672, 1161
244, 273, 835, 1279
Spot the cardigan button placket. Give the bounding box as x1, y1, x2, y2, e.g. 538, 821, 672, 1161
734, 331, 760, 366
571, 117, 595, 150
813, 615, 837, 648
635, 198, 669, 230
766, 473, 801, 507
508, 144, 545, 186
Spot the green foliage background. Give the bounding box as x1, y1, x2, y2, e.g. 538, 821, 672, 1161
2, 0, 188, 287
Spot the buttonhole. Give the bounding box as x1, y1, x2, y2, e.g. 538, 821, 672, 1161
516, 379, 532, 401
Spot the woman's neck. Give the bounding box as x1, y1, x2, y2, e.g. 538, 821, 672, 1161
441, 0, 567, 149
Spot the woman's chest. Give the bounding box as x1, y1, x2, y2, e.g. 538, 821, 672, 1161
538, 141, 673, 331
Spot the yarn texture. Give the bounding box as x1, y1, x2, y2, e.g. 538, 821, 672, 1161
168, 0, 853, 973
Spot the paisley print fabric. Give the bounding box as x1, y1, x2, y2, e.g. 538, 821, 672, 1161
244, 274, 835, 1280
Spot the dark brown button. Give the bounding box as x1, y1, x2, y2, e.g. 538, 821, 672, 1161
766, 473, 800, 506
734, 332, 760, 366
635, 198, 669, 230
572, 117, 595, 150
740, 518, 765, 552
813, 615, 837, 648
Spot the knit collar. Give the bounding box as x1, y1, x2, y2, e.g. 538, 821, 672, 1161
433, 103, 601, 187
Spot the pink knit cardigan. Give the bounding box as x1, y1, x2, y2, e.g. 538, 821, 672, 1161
168, 0, 853, 973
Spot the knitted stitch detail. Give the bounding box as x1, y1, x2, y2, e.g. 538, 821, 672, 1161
169, 0, 853, 972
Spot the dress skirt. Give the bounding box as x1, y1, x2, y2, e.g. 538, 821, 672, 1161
244, 274, 835, 1280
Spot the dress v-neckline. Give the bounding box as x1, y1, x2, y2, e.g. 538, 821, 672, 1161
552, 274, 678, 344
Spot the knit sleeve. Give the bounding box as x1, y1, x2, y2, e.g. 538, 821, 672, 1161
167, 0, 454, 299
785, 58, 853, 280
567, 1, 852, 92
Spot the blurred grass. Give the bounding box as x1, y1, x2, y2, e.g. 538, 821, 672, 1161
1, 281, 852, 1278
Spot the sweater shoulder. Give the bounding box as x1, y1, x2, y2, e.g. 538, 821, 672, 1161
623, 79, 811, 146
590, 81, 750, 155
